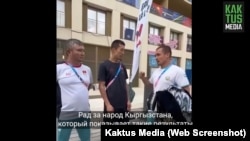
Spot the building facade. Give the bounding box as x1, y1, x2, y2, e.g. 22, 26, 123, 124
57, 0, 192, 95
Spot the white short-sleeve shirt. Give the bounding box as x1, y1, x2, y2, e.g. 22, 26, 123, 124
57, 63, 93, 113
149, 65, 189, 94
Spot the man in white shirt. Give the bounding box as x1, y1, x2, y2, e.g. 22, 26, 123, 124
57, 39, 93, 141
139, 44, 191, 121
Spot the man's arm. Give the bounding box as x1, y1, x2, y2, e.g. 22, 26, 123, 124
141, 77, 153, 87
99, 81, 112, 107
123, 65, 131, 111
139, 72, 153, 89
88, 67, 94, 91
126, 83, 130, 101
175, 68, 191, 96
88, 84, 95, 91
182, 85, 191, 96
126, 83, 132, 111
123, 65, 130, 102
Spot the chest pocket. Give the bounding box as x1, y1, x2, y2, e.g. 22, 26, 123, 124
58, 69, 75, 80
160, 75, 175, 87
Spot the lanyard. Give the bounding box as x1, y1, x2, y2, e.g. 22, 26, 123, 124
106, 63, 122, 90
154, 65, 172, 87
69, 65, 88, 88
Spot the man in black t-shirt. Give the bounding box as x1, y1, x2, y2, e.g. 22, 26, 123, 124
98, 39, 131, 122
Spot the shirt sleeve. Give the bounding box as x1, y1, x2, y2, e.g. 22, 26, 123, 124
149, 71, 155, 84
88, 67, 93, 84
98, 62, 106, 82
56, 64, 60, 81
175, 68, 190, 87
122, 64, 128, 79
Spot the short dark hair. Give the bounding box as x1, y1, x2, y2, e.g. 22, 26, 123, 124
156, 44, 172, 57
111, 39, 125, 49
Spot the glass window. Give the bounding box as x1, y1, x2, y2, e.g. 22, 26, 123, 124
98, 12, 105, 22
171, 57, 180, 66
185, 59, 192, 84
87, 19, 97, 33
185, 59, 192, 70
88, 9, 97, 20
170, 31, 180, 49
149, 26, 159, 35
98, 22, 105, 35
56, 39, 66, 62
123, 19, 129, 28
187, 36, 192, 52
87, 9, 106, 35
148, 26, 162, 45
123, 18, 136, 40
57, 0, 65, 27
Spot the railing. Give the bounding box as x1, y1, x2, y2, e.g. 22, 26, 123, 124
117, 0, 192, 28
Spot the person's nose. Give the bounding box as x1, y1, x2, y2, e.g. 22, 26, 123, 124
81, 51, 85, 56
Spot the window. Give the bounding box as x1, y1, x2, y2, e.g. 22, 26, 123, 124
149, 26, 159, 35
148, 55, 158, 68
185, 59, 192, 70
185, 59, 192, 84
87, 9, 106, 35
123, 18, 136, 41
57, 39, 66, 62
171, 57, 180, 66
57, 0, 65, 27
170, 31, 180, 49
148, 25, 163, 45
187, 36, 192, 52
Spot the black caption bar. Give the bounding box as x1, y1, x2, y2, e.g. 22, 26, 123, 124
101, 125, 247, 140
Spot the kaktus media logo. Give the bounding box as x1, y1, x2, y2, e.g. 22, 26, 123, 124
223, 2, 244, 32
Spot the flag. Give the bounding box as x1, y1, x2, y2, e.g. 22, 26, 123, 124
129, 0, 153, 83
124, 28, 134, 40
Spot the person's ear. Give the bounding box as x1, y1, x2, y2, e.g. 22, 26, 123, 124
65, 49, 71, 57
111, 48, 116, 53
166, 52, 170, 58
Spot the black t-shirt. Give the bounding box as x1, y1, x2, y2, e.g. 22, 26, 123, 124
98, 60, 128, 110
